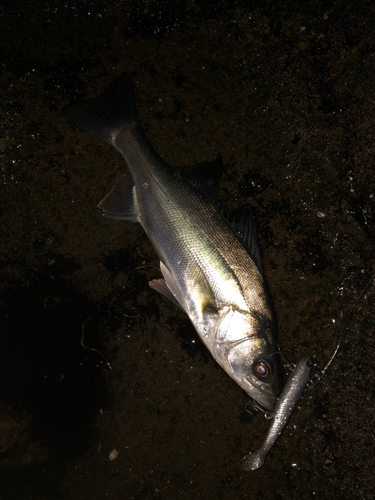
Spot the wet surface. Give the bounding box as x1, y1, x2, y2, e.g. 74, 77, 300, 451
1, 1, 374, 499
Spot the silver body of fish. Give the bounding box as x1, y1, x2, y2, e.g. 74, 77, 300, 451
63, 73, 282, 411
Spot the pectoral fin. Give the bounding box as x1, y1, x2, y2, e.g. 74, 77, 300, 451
149, 261, 219, 333
149, 278, 185, 311
149, 262, 188, 313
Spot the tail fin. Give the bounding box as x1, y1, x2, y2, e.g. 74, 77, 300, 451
62, 73, 141, 146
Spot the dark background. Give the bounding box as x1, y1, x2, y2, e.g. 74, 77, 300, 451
1, 1, 374, 498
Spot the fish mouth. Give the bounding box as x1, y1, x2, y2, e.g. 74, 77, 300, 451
249, 370, 282, 412
252, 393, 278, 412
239, 366, 281, 412
234, 351, 282, 412
238, 374, 279, 411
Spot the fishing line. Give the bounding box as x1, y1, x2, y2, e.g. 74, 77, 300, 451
80, 316, 115, 374
243, 273, 374, 418
309, 272, 375, 387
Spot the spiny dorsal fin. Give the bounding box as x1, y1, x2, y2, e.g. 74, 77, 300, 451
223, 208, 264, 275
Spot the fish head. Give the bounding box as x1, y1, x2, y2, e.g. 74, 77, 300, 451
214, 307, 282, 412
233, 345, 282, 412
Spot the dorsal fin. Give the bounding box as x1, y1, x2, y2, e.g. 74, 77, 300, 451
98, 175, 137, 221
223, 208, 264, 275
175, 155, 224, 203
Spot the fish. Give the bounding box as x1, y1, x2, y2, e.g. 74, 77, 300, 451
241, 357, 311, 470
62, 72, 282, 412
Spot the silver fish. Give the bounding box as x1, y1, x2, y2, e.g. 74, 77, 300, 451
241, 357, 311, 470
63, 73, 282, 411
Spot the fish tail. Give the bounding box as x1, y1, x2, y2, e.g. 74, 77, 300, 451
62, 73, 140, 147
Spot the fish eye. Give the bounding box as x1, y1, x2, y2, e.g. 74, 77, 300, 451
253, 358, 274, 381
